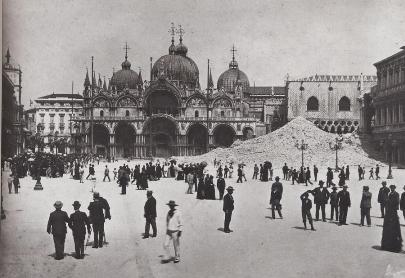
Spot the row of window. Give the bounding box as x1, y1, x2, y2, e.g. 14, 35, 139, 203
375, 103, 405, 125
379, 67, 405, 90
307, 96, 351, 111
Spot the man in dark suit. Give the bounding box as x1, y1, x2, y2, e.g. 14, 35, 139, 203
223, 186, 234, 233
217, 177, 226, 200
312, 180, 330, 222
360, 186, 372, 227
143, 190, 157, 238
236, 166, 243, 183
47, 201, 70, 260
329, 187, 339, 221
69, 201, 91, 259
300, 191, 315, 230
313, 165, 318, 181
378, 181, 390, 218
270, 177, 283, 219
337, 185, 351, 225
88, 192, 110, 248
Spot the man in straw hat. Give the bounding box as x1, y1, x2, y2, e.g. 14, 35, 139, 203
143, 190, 157, 239
223, 186, 235, 233
337, 185, 351, 225
47, 201, 70, 260
312, 180, 330, 222
69, 201, 91, 259
162, 200, 182, 263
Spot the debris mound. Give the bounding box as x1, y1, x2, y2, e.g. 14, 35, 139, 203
175, 117, 381, 168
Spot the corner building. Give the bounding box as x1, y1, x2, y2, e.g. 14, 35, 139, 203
74, 34, 286, 158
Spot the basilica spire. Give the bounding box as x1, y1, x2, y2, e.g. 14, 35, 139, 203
84, 68, 90, 88
5, 48, 10, 64
168, 22, 176, 55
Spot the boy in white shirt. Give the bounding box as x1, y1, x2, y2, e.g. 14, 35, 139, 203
162, 200, 182, 263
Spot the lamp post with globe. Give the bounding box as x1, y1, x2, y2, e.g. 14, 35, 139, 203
295, 139, 308, 168
329, 137, 343, 172
382, 134, 396, 179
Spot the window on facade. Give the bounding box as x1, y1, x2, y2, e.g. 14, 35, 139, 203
125, 110, 130, 117
195, 110, 199, 118
220, 111, 225, 117
338, 97, 351, 111
50, 114, 55, 123
306, 96, 319, 111
100, 110, 104, 117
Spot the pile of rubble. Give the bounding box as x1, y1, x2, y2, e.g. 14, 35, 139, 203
175, 117, 382, 168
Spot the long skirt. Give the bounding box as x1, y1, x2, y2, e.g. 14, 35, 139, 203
381, 211, 403, 252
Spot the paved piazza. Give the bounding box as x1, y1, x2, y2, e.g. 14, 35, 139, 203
1, 161, 405, 278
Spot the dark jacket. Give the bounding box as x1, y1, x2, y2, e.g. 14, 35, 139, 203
69, 210, 91, 236
223, 193, 234, 212
360, 191, 372, 208
88, 199, 107, 224
330, 191, 338, 206
312, 187, 330, 205
378, 187, 390, 204
386, 191, 400, 212
47, 210, 70, 236
99, 196, 111, 219
217, 178, 225, 191
337, 190, 351, 207
270, 181, 283, 201
400, 192, 405, 211
237, 168, 242, 177
300, 193, 312, 210
144, 196, 157, 218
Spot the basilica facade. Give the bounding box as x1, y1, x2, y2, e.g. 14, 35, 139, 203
72, 31, 286, 158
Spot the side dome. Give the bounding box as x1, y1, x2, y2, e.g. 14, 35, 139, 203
152, 54, 200, 89
217, 68, 250, 93
110, 57, 140, 90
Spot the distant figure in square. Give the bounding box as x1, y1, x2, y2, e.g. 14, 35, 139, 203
300, 191, 315, 231
270, 177, 283, 219
360, 186, 372, 227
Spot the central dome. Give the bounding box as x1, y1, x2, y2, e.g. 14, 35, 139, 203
110, 57, 140, 90
152, 38, 199, 88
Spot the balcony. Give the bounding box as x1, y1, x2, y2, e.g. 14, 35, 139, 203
72, 115, 260, 123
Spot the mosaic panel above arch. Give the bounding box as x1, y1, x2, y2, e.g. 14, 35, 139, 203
116, 96, 138, 107
186, 97, 206, 107
93, 97, 110, 108
213, 98, 232, 108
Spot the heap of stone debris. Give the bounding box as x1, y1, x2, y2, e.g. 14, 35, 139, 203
174, 116, 382, 169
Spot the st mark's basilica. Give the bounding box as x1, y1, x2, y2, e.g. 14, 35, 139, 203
73, 26, 287, 158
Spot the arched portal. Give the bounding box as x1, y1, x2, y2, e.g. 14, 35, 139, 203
144, 117, 178, 157
187, 123, 208, 155
145, 91, 180, 116
115, 122, 136, 158
213, 124, 235, 147
93, 124, 109, 157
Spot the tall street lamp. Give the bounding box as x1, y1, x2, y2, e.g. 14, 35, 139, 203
329, 137, 343, 172
385, 133, 396, 179
295, 139, 308, 168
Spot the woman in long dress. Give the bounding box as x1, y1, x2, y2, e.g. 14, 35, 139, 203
381, 184, 403, 252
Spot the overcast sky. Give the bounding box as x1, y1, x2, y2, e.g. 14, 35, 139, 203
3, 0, 405, 106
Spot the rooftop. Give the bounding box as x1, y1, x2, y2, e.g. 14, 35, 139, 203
289, 75, 377, 83
248, 86, 285, 96
37, 93, 83, 100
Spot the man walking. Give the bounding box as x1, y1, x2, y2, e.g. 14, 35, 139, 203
360, 186, 372, 227
313, 165, 318, 182
103, 165, 111, 182
47, 201, 70, 260
282, 163, 289, 180
300, 191, 315, 231
252, 164, 259, 180
345, 165, 350, 180
312, 180, 330, 222
270, 177, 283, 219
337, 185, 351, 225
236, 166, 243, 183
375, 164, 380, 180
69, 201, 91, 259
378, 181, 390, 218
162, 200, 182, 263
305, 167, 313, 186
223, 186, 235, 233
143, 191, 157, 238
217, 176, 226, 200
88, 192, 109, 248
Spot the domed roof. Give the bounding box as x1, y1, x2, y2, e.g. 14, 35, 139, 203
110, 57, 140, 90
217, 65, 249, 93
152, 39, 199, 88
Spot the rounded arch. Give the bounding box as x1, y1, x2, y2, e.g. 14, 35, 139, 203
343, 126, 349, 134
242, 126, 254, 140
92, 124, 110, 157
337, 125, 342, 134
187, 123, 208, 155
330, 126, 336, 133
339, 96, 351, 111
115, 95, 138, 107
92, 96, 111, 108
115, 122, 136, 158
212, 124, 236, 147
143, 80, 182, 116
307, 96, 319, 111
143, 116, 179, 157
212, 96, 233, 108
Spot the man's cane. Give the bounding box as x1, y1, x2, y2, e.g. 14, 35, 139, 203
103, 231, 107, 245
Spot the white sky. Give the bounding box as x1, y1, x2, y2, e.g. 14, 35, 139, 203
3, 0, 405, 106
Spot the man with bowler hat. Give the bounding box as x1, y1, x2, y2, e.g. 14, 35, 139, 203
360, 186, 372, 227
69, 201, 91, 259
47, 201, 70, 260
329, 187, 339, 221
378, 181, 390, 218
143, 190, 157, 238
312, 180, 330, 222
223, 186, 235, 233
162, 200, 182, 263
338, 185, 351, 225
270, 177, 283, 219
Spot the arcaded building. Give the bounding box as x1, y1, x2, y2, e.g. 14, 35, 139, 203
287, 74, 377, 133
73, 31, 287, 158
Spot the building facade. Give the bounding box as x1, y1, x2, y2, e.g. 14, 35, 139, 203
287, 74, 377, 133
73, 31, 286, 158
371, 46, 405, 165
25, 93, 83, 153
2, 49, 25, 157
